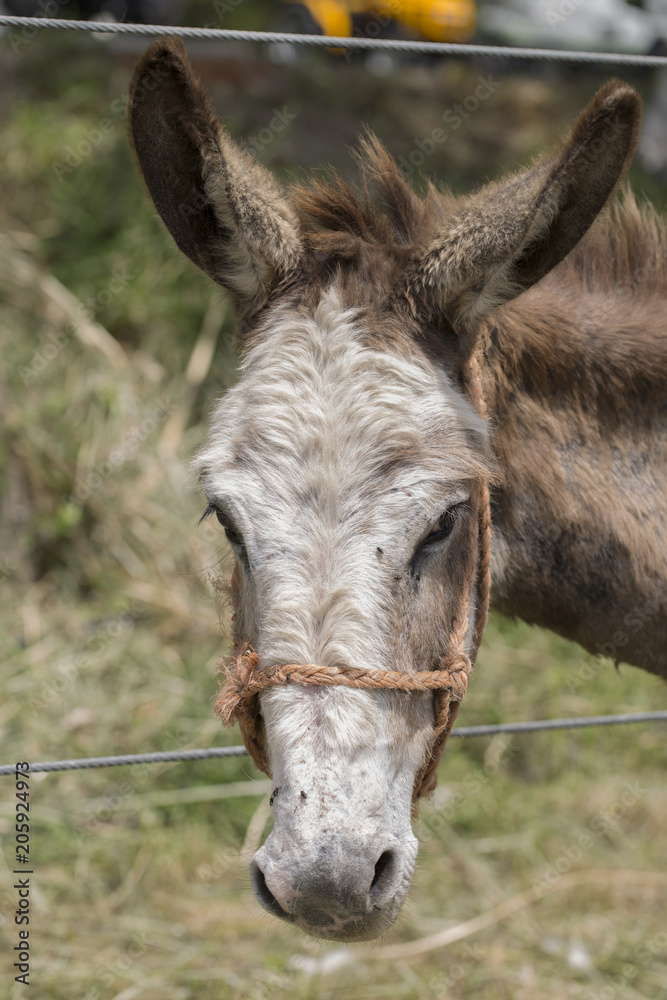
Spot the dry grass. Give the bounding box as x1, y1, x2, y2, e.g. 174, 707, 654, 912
1, 37, 666, 1000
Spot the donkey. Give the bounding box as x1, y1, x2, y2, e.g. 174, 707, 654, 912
129, 39, 666, 942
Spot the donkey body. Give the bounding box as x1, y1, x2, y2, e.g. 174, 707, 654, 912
130, 40, 666, 942
483, 205, 667, 675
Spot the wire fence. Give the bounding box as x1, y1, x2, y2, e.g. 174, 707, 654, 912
2, 14, 667, 66
2, 711, 666, 776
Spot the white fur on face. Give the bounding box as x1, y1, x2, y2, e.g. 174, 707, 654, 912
195, 286, 487, 937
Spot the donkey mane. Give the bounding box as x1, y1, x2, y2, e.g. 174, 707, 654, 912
490, 191, 667, 424
290, 136, 463, 285
558, 190, 667, 295
292, 136, 432, 253
290, 137, 667, 414
293, 134, 667, 297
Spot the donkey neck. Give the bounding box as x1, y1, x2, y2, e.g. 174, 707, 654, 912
480, 282, 667, 680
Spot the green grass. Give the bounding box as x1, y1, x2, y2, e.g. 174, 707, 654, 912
1, 35, 666, 1000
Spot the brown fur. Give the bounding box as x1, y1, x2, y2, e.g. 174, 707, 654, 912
128, 38, 301, 315
484, 205, 667, 674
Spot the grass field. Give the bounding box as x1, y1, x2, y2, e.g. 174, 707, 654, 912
1, 30, 666, 1000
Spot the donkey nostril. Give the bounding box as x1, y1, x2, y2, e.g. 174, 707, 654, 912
249, 859, 292, 921
369, 849, 396, 905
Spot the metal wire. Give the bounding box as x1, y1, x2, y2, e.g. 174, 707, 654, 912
2, 14, 667, 66
2, 711, 665, 775
0, 745, 248, 775
448, 710, 667, 738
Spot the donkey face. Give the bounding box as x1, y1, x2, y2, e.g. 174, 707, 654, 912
130, 40, 640, 941
195, 287, 489, 938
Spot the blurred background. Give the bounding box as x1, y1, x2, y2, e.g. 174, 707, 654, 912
1, 3, 666, 999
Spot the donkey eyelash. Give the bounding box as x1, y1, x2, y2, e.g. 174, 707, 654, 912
199, 502, 216, 525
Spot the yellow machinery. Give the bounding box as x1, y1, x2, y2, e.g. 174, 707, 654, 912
281, 0, 476, 44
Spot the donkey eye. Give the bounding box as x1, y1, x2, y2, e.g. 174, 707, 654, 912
216, 512, 243, 548
201, 503, 244, 548
422, 505, 463, 547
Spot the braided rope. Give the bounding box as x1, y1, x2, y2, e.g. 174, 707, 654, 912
218, 657, 472, 697
215, 354, 491, 803
215, 649, 473, 786
413, 354, 491, 799
465, 354, 492, 650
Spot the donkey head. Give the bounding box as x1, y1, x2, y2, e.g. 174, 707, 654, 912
130, 40, 640, 941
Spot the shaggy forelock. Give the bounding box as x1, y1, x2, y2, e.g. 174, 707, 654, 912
196, 287, 490, 510
291, 133, 439, 252
195, 285, 492, 670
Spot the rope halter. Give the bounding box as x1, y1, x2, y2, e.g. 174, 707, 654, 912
215, 355, 491, 804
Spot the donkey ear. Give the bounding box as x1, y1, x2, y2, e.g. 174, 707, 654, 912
410, 80, 641, 356
129, 38, 301, 311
